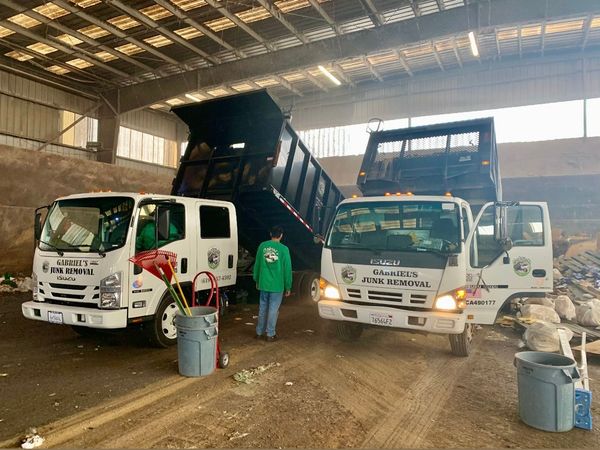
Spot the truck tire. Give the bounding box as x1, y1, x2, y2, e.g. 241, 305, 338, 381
291, 272, 306, 298
335, 321, 363, 341
145, 295, 179, 348
300, 272, 320, 303
449, 324, 473, 357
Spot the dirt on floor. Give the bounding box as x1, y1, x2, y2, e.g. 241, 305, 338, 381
1, 291, 600, 448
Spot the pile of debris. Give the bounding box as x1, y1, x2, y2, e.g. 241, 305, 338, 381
0, 274, 32, 293
499, 250, 600, 352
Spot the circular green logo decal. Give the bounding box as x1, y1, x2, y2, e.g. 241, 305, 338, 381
513, 256, 531, 277
208, 248, 220, 269
341, 265, 356, 284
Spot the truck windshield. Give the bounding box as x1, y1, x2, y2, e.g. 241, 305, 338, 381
326, 201, 461, 253
39, 197, 135, 254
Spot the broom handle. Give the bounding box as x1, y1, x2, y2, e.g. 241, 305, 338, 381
154, 264, 187, 315
167, 258, 192, 316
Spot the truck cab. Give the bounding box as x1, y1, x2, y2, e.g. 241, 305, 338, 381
22, 192, 237, 347
318, 118, 552, 356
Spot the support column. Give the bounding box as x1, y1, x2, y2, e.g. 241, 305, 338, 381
97, 100, 120, 164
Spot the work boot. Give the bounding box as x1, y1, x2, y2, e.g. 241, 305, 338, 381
266, 335, 278, 342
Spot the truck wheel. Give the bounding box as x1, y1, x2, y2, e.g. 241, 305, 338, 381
145, 295, 179, 348
335, 322, 363, 341
449, 324, 473, 357
218, 352, 230, 368
292, 272, 306, 298
301, 272, 320, 303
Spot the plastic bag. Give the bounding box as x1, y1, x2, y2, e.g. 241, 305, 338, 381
520, 304, 561, 324
576, 299, 600, 326
523, 322, 573, 352
524, 297, 555, 308
554, 295, 576, 321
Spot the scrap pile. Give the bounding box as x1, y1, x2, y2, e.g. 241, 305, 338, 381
499, 251, 600, 352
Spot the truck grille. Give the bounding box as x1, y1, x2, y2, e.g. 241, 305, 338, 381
409, 293, 427, 304
38, 281, 99, 306
346, 288, 362, 299
368, 290, 403, 302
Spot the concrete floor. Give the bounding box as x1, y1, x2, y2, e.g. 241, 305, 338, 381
1, 291, 599, 448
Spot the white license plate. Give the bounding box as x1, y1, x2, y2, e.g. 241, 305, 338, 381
48, 311, 63, 324
369, 313, 393, 327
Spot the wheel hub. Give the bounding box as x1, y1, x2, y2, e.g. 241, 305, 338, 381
161, 302, 178, 339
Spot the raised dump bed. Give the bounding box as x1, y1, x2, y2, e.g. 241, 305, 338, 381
171, 90, 344, 273
357, 117, 502, 211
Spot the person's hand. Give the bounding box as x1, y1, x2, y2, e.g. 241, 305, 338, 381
285, 291, 291, 297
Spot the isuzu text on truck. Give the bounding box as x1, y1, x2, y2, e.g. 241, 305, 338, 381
318, 118, 553, 356
22, 91, 343, 346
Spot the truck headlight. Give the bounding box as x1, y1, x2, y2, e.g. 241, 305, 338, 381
320, 278, 341, 300
435, 288, 467, 311
100, 272, 122, 309
32, 272, 39, 301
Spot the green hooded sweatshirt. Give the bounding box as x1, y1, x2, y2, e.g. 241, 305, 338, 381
253, 240, 292, 293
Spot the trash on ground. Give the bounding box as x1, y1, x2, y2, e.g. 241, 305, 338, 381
303, 329, 315, 333
576, 299, 600, 327
554, 294, 576, 321
0, 373, 8, 377
234, 317, 242, 321
233, 362, 278, 384
523, 322, 573, 352
520, 304, 561, 324
228, 431, 249, 441
285, 381, 293, 386
244, 322, 254, 326
21, 429, 44, 449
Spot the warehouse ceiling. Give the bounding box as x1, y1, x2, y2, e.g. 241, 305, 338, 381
0, 0, 599, 114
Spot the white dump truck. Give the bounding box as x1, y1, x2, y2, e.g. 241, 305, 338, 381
318, 118, 553, 356
23, 193, 238, 347
23, 91, 343, 346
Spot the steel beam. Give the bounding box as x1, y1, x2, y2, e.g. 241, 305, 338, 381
360, 0, 384, 27
272, 75, 304, 96
393, 49, 414, 76
451, 37, 463, 68
307, 0, 341, 35
332, 62, 355, 86
255, 0, 308, 44
152, 0, 245, 58
0, 0, 152, 74
203, 0, 275, 51
302, 70, 328, 92
108, 0, 600, 113
362, 56, 384, 81
51, 0, 180, 66
106, 0, 219, 65
0, 19, 131, 79
431, 44, 445, 71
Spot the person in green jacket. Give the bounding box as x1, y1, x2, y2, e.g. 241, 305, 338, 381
253, 225, 292, 341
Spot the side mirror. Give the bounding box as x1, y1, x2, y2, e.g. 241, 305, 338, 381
313, 236, 323, 244
157, 208, 171, 241
34, 212, 42, 241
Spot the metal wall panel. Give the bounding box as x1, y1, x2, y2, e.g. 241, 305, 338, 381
120, 109, 179, 141
0, 70, 95, 115
0, 93, 59, 142
291, 54, 600, 130
115, 156, 177, 177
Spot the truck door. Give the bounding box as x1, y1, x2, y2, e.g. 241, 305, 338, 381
130, 200, 192, 318
465, 202, 553, 325
196, 203, 237, 290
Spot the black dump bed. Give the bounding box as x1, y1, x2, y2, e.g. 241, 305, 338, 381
171, 90, 343, 271
358, 118, 501, 211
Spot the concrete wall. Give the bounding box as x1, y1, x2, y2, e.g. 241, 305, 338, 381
0, 145, 174, 275
318, 136, 600, 234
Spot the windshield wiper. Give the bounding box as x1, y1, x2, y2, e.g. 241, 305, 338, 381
38, 240, 64, 256
413, 246, 452, 258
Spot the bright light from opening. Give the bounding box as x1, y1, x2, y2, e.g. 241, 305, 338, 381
185, 93, 202, 102
318, 65, 341, 86
468, 31, 479, 57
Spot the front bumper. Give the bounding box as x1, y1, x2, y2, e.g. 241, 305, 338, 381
22, 301, 128, 329
318, 299, 466, 334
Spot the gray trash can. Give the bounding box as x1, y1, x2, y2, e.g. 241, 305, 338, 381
175, 306, 218, 377
514, 351, 580, 432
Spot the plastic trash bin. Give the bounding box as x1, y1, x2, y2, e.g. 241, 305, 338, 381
175, 306, 218, 377
514, 351, 581, 432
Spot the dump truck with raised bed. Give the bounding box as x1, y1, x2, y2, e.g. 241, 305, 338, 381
23, 90, 343, 347
171, 90, 343, 302
318, 118, 554, 356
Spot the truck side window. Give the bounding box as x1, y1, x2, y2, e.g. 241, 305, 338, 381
200, 206, 231, 238
470, 207, 502, 268
135, 203, 185, 252
507, 205, 544, 246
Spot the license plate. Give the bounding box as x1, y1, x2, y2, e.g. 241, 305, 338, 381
369, 312, 393, 327
48, 311, 63, 324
